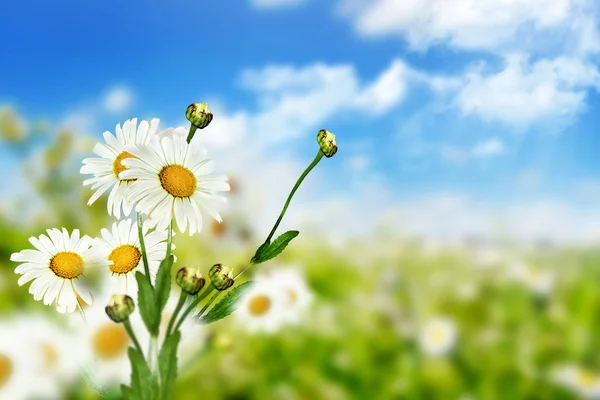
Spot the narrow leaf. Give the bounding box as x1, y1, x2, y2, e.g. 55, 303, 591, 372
135, 271, 159, 335
158, 331, 181, 400
128, 347, 154, 400
200, 281, 253, 324
154, 255, 174, 314
254, 230, 299, 264
251, 241, 271, 263
120, 385, 132, 400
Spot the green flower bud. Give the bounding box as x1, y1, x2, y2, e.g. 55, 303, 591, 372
105, 294, 135, 323
186, 102, 213, 130
209, 264, 234, 291
176, 266, 206, 295
317, 129, 337, 157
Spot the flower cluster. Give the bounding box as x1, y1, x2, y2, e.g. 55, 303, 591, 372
9, 103, 337, 398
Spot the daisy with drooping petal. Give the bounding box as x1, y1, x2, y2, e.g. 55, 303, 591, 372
120, 133, 229, 235
93, 219, 169, 296
81, 118, 163, 219
11, 228, 107, 313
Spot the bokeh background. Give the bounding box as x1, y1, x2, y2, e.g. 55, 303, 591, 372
3, 0, 600, 399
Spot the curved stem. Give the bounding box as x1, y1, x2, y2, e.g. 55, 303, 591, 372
195, 291, 221, 320
264, 151, 323, 244
137, 213, 151, 281
123, 318, 143, 356
174, 285, 215, 332
166, 291, 187, 336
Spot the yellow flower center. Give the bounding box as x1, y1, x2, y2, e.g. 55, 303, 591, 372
49, 251, 84, 279
113, 151, 138, 182
108, 244, 141, 275
159, 164, 197, 198
92, 324, 130, 360
39, 342, 58, 369
429, 328, 446, 344
248, 295, 271, 316
577, 369, 596, 388
0, 354, 12, 388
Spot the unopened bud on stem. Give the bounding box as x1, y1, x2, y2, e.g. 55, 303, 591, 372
186, 102, 213, 130
105, 294, 135, 323
317, 129, 337, 157
176, 266, 206, 295
209, 264, 234, 291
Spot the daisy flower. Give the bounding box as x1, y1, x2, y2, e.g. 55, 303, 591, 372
11, 228, 106, 313
81, 118, 163, 218
419, 317, 457, 357
256, 266, 313, 325
234, 280, 289, 333
551, 364, 600, 399
120, 134, 229, 235
93, 219, 169, 296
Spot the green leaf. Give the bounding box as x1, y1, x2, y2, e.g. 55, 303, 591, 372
135, 271, 159, 335
158, 331, 181, 400
128, 347, 154, 400
252, 230, 299, 264
200, 281, 253, 324
154, 255, 174, 314
120, 385, 132, 400
251, 241, 271, 263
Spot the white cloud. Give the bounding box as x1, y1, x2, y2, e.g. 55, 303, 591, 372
472, 138, 504, 157
345, 154, 370, 173
338, 0, 599, 55
103, 87, 133, 113
238, 59, 411, 141
515, 169, 542, 189
250, 0, 306, 8
455, 55, 600, 128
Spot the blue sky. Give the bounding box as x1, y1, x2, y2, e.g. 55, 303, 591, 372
2, 0, 600, 243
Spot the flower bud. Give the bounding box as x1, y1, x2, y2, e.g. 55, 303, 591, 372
209, 264, 234, 291
186, 102, 213, 130
317, 129, 337, 157
105, 294, 135, 323
176, 266, 206, 295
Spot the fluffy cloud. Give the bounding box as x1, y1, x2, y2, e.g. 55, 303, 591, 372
454, 55, 600, 128
103, 87, 133, 113
238, 59, 411, 141
338, 0, 599, 54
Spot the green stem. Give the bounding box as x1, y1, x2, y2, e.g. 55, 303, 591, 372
123, 318, 143, 356
264, 151, 323, 244
166, 291, 187, 336
186, 124, 197, 144
148, 335, 158, 376
234, 261, 254, 280
195, 291, 221, 320
137, 212, 151, 282
174, 285, 215, 332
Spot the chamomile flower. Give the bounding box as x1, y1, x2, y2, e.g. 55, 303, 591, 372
81, 118, 163, 218
235, 280, 289, 333
256, 266, 313, 325
419, 317, 457, 357
11, 228, 107, 313
508, 261, 554, 297
93, 219, 169, 296
551, 364, 600, 399
119, 134, 229, 235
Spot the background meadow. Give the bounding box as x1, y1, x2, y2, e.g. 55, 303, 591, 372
2, 0, 600, 399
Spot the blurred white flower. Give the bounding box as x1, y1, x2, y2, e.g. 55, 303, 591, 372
93, 219, 169, 298
235, 279, 289, 333
472, 245, 503, 269
71, 285, 148, 388
551, 364, 600, 399
11, 228, 107, 313
419, 317, 457, 357
508, 261, 554, 296
121, 134, 230, 236
0, 316, 63, 399
80, 118, 163, 218
257, 266, 313, 325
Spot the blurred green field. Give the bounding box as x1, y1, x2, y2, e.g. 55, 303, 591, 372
1, 107, 599, 400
